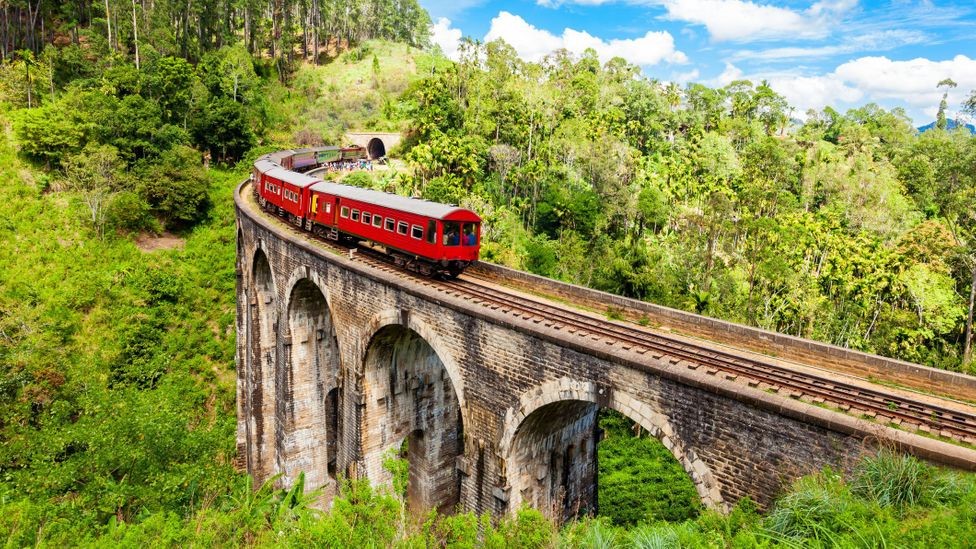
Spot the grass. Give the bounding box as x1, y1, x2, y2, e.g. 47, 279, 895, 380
597, 410, 701, 526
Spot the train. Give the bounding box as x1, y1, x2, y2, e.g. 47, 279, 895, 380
251, 146, 481, 278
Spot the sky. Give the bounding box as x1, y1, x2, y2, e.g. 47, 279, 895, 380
420, 0, 976, 125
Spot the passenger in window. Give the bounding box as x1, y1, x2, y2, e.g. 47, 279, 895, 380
463, 225, 476, 246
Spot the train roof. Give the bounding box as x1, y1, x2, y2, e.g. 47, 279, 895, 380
254, 159, 279, 173
266, 167, 321, 188
310, 182, 481, 221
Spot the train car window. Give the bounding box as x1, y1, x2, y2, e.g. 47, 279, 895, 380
463, 223, 479, 246
427, 220, 436, 244
373, 215, 383, 228
397, 221, 408, 235
411, 225, 423, 240
443, 221, 460, 246
351, 209, 360, 221
340, 206, 350, 218
362, 212, 372, 225
385, 218, 395, 231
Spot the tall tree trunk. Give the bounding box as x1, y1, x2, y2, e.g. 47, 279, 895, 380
104, 0, 112, 52
312, 0, 318, 64
131, 0, 139, 68
25, 56, 31, 107
964, 261, 976, 363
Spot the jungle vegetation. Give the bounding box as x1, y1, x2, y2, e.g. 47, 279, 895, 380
2, 0, 976, 545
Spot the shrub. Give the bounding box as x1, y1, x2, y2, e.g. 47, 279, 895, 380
763, 472, 854, 544
139, 145, 211, 229
851, 450, 933, 508
106, 191, 158, 233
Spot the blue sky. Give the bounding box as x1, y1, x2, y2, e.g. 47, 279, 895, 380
421, 0, 976, 124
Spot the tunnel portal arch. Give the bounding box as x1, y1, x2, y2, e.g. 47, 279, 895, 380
367, 137, 386, 159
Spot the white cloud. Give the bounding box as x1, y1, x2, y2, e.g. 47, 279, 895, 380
731, 30, 927, 62
538, 0, 856, 42
766, 74, 863, 116
484, 11, 686, 66
485, 12, 564, 62
712, 62, 744, 86
430, 17, 463, 60
714, 55, 976, 124
833, 55, 976, 108
661, 0, 820, 41
670, 68, 701, 83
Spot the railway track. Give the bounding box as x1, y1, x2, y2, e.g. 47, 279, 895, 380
248, 188, 976, 447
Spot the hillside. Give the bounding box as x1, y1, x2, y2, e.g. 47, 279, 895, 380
917, 119, 976, 134
271, 40, 450, 145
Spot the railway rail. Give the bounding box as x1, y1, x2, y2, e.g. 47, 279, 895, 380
246, 184, 976, 448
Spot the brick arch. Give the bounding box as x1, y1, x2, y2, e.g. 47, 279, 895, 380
361, 309, 467, 410
499, 377, 725, 515
244, 247, 279, 482
279, 272, 342, 493
358, 314, 466, 514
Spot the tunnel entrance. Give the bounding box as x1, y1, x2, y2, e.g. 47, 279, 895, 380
506, 401, 700, 525
367, 137, 386, 159
362, 325, 463, 515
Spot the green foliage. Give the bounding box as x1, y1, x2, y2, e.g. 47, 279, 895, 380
597, 410, 701, 526
850, 449, 961, 508
106, 191, 158, 234
191, 97, 256, 164
382, 445, 409, 499
13, 101, 86, 165
139, 145, 212, 229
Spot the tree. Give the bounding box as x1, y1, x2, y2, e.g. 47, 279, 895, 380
13, 100, 87, 167
61, 144, 125, 236
144, 56, 196, 125
963, 89, 976, 121
190, 97, 255, 164
936, 78, 957, 130
139, 145, 211, 228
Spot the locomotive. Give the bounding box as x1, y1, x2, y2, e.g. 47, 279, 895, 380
252, 146, 481, 277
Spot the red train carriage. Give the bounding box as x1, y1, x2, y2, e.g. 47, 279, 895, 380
251, 146, 482, 277
308, 182, 480, 277
253, 159, 319, 226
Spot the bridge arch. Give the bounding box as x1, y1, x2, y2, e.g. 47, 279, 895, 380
359, 313, 466, 515
278, 274, 342, 493
245, 247, 278, 481
500, 378, 724, 520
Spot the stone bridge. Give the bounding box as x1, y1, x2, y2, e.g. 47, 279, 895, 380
234, 183, 976, 520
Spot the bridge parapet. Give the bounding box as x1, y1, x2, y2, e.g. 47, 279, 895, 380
469, 262, 976, 402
